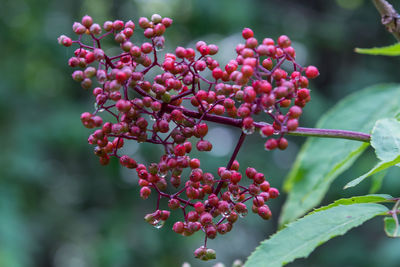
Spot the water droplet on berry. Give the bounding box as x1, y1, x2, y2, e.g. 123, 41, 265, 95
94, 103, 105, 112
155, 44, 164, 52
238, 210, 248, 218
97, 73, 107, 84
222, 210, 231, 217
158, 171, 167, 178
153, 219, 165, 229
230, 194, 239, 202
150, 115, 156, 121
154, 36, 165, 51
264, 107, 274, 113
242, 125, 255, 135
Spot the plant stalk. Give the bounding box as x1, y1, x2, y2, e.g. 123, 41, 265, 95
165, 104, 371, 142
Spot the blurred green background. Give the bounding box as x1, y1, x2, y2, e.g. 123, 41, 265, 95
1, 0, 400, 266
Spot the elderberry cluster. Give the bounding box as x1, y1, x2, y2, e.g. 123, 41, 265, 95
59, 14, 318, 260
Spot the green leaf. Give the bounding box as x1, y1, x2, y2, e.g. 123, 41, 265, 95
369, 170, 388, 194
384, 217, 400, 237
371, 118, 400, 162
344, 118, 400, 189
355, 43, 400, 56
310, 194, 392, 214
344, 155, 400, 189
280, 84, 400, 226
246, 203, 388, 267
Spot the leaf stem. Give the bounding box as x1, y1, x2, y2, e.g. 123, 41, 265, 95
391, 199, 400, 236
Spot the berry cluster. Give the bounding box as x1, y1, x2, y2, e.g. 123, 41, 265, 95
59, 14, 318, 260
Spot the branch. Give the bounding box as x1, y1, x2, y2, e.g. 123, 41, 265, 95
165, 104, 371, 142
372, 0, 400, 41
282, 127, 371, 142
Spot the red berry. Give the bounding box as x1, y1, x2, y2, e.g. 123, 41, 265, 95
227, 212, 238, 223
241, 65, 254, 78
245, 37, 258, 49
230, 172, 242, 184
286, 119, 299, 131
173, 221, 184, 234
258, 205, 272, 220
206, 225, 217, 239
305, 65, 319, 79
187, 211, 199, 222
234, 202, 247, 215
168, 198, 180, 209
297, 88, 310, 100
162, 17, 173, 27
245, 167, 257, 179
278, 137, 288, 150
120, 155, 138, 169
242, 28, 254, 39
261, 125, 274, 137
242, 117, 254, 128
194, 123, 208, 138
189, 158, 200, 169
268, 187, 280, 198
140, 186, 151, 199
262, 58, 273, 70
113, 20, 124, 30
231, 160, 240, 171
208, 44, 219, 55
260, 181, 270, 192
200, 212, 213, 225
82, 15, 93, 28
277, 35, 291, 48
289, 106, 302, 118
254, 173, 265, 184
217, 223, 229, 235
212, 68, 223, 80
194, 202, 205, 214
174, 144, 186, 156
196, 140, 212, 151
264, 138, 278, 151
143, 28, 154, 38
159, 210, 170, 221
198, 45, 210, 56
253, 196, 265, 207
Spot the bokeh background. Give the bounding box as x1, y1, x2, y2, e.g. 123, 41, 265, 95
1, 0, 400, 266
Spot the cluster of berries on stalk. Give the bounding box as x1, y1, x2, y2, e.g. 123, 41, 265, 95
59, 14, 318, 261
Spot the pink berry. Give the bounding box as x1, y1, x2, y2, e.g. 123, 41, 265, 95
305, 65, 319, 79
242, 28, 254, 39
264, 139, 278, 151
277, 35, 291, 48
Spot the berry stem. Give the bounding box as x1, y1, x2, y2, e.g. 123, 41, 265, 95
165, 104, 371, 142
214, 132, 247, 195
282, 126, 371, 142
226, 132, 247, 170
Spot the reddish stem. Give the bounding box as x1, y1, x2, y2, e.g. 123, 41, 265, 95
214, 132, 247, 196
164, 104, 371, 142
